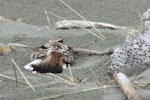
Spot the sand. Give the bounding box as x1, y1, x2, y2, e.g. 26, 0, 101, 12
0, 0, 150, 100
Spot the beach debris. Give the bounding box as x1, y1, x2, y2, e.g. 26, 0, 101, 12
0, 44, 12, 55
0, 73, 27, 85
108, 9, 150, 100
73, 48, 113, 55
0, 16, 7, 22
55, 20, 130, 30
113, 72, 142, 100
11, 59, 35, 91
59, 0, 106, 40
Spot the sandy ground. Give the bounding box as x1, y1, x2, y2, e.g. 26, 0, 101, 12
0, 0, 150, 100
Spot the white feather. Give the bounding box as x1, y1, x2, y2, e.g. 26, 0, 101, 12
63, 63, 67, 69
24, 59, 42, 70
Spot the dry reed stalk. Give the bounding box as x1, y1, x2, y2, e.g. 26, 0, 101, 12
11, 59, 35, 91
0, 73, 27, 85
113, 72, 142, 100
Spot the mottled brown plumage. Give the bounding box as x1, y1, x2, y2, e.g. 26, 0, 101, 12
32, 50, 63, 73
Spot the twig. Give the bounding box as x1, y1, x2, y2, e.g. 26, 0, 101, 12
55, 20, 130, 30
11, 59, 35, 91
73, 48, 114, 55
113, 72, 142, 100
0, 73, 27, 85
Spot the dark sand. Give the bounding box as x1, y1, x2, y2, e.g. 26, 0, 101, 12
0, 0, 150, 100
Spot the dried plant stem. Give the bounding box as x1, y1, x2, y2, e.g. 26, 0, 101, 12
46, 11, 65, 20
44, 10, 51, 26
89, 66, 100, 84
81, 60, 111, 83
12, 63, 18, 86
73, 48, 113, 55
35, 82, 149, 100
59, 0, 105, 40
113, 72, 142, 100
42, 73, 78, 86
11, 59, 35, 91
67, 64, 74, 82
35, 85, 117, 100
0, 73, 27, 85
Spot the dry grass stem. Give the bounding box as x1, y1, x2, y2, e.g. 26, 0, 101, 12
89, 66, 100, 84
35, 86, 116, 100
44, 10, 51, 26
12, 63, 18, 86
44, 73, 77, 86
11, 59, 35, 91
59, 0, 105, 40
46, 11, 66, 20
0, 73, 27, 85
68, 64, 74, 82
35, 82, 149, 100
81, 60, 111, 83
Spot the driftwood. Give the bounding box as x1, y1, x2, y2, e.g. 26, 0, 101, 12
55, 20, 130, 30
73, 48, 113, 55
113, 72, 142, 100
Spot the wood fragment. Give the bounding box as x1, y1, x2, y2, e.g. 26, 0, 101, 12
73, 48, 114, 55
113, 72, 142, 100
55, 20, 130, 30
